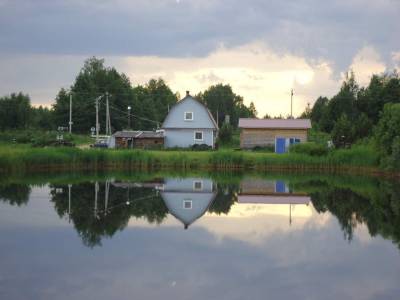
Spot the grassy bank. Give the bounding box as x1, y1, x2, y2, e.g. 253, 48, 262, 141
0, 143, 386, 175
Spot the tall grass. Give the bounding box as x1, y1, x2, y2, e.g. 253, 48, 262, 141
0, 143, 383, 175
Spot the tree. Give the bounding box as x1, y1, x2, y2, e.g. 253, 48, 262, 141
199, 84, 256, 127
218, 123, 233, 144
332, 114, 355, 148
53, 57, 133, 133
374, 103, 400, 156
0, 92, 31, 130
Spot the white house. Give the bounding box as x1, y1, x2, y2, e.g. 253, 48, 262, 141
162, 91, 218, 148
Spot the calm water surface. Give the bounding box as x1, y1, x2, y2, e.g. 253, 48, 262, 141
0, 173, 399, 300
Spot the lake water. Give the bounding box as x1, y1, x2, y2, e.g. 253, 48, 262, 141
0, 172, 399, 300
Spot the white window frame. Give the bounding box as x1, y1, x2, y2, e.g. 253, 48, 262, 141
183, 199, 192, 209
184, 111, 194, 121
194, 131, 203, 142
193, 180, 203, 191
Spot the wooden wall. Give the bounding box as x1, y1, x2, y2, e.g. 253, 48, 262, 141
115, 137, 164, 149
240, 128, 308, 149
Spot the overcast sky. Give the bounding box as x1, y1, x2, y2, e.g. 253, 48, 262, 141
0, 0, 399, 116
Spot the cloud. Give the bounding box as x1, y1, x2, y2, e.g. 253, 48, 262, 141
1, 43, 396, 117
349, 46, 386, 86
0, 0, 399, 71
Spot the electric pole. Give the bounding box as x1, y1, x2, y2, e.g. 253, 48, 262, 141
95, 96, 99, 141
105, 92, 111, 136
290, 89, 294, 118
69, 93, 73, 134
127, 106, 131, 129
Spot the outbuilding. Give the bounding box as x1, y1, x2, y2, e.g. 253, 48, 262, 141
238, 118, 311, 153
108, 130, 164, 149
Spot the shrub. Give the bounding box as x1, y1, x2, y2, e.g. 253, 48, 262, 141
218, 123, 233, 144
290, 142, 328, 156
252, 145, 274, 152
191, 143, 212, 151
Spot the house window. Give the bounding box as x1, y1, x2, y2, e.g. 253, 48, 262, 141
184, 112, 193, 121
194, 131, 203, 141
193, 180, 203, 191
183, 200, 192, 209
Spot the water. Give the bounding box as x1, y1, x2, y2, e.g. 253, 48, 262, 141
0, 172, 399, 300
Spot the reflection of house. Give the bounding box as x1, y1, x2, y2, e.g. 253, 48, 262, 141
238, 118, 311, 153
108, 130, 164, 149
238, 178, 310, 224
160, 178, 216, 229
111, 180, 164, 190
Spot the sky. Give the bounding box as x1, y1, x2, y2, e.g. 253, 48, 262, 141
0, 0, 399, 117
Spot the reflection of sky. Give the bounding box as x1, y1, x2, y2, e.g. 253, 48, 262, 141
1, 185, 400, 299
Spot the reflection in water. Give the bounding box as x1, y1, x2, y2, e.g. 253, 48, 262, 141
1, 174, 400, 300
0, 174, 400, 249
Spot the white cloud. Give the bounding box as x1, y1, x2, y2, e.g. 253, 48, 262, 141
0, 43, 394, 117
348, 46, 387, 86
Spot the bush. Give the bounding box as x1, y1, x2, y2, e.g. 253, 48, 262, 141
252, 145, 274, 152
218, 123, 233, 144
290, 142, 329, 156
191, 144, 212, 151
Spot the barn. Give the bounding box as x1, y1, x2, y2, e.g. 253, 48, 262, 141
108, 130, 164, 149
238, 118, 311, 153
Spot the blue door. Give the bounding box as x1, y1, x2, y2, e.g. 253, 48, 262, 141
276, 137, 286, 153
275, 180, 286, 193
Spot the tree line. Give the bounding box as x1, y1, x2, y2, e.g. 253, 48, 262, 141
304, 70, 400, 168
0, 57, 257, 133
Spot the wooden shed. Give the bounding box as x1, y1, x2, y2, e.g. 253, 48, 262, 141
238, 118, 311, 153
109, 131, 164, 149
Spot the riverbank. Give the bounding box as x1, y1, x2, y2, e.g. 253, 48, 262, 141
0, 143, 392, 176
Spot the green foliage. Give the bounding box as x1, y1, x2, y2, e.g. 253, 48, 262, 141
332, 114, 355, 148
0, 92, 31, 130
289, 142, 329, 156
197, 84, 256, 127
374, 103, 400, 157
218, 123, 233, 144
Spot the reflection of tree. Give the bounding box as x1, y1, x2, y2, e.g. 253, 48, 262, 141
311, 181, 400, 248
208, 184, 238, 215
50, 182, 168, 248
0, 184, 31, 206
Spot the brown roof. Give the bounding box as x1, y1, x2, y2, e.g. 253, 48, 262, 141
239, 118, 311, 129
113, 131, 164, 139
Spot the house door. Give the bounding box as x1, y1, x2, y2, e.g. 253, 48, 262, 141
276, 137, 286, 153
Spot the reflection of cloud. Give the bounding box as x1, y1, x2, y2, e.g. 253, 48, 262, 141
192, 202, 331, 245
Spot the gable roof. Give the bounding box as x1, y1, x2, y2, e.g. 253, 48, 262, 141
112, 130, 164, 139
161, 94, 218, 129
239, 118, 311, 129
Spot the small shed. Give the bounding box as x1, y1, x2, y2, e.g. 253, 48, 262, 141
109, 130, 164, 149
238, 118, 311, 153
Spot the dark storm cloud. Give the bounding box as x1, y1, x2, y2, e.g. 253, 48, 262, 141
0, 0, 399, 70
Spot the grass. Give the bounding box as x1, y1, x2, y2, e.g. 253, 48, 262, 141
0, 143, 385, 175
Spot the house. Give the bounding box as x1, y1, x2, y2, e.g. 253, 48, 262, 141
162, 91, 218, 148
160, 178, 216, 229
108, 130, 164, 149
238, 118, 311, 153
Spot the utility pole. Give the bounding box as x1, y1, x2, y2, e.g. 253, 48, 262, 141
290, 89, 294, 118
105, 92, 111, 136
127, 106, 131, 129
95, 96, 100, 141
69, 93, 73, 134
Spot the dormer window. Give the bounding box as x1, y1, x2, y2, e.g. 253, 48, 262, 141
184, 112, 193, 121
